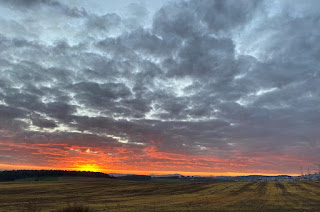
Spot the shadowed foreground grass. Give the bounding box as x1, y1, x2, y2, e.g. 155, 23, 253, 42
1, 179, 320, 211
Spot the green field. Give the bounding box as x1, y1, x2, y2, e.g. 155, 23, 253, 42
0, 178, 320, 211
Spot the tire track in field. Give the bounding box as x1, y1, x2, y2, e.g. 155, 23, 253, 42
208, 182, 241, 194
288, 182, 320, 210
203, 182, 258, 211
272, 182, 293, 210
255, 182, 272, 211
231, 182, 256, 196
275, 182, 291, 196
276, 182, 305, 210
256, 182, 267, 196
303, 181, 320, 191
287, 182, 311, 211
273, 182, 283, 210
202, 182, 247, 210
229, 182, 267, 211
275, 182, 320, 211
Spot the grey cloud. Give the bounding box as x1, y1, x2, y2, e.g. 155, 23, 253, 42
44, 102, 76, 120
0, 105, 26, 120
0, 0, 88, 17
168, 36, 236, 78
153, 1, 201, 39
0, 105, 28, 131
30, 115, 57, 129
119, 28, 176, 57
86, 13, 122, 32
190, 0, 260, 33
124, 3, 150, 28
126, 3, 149, 19
72, 82, 131, 100
0, 0, 45, 7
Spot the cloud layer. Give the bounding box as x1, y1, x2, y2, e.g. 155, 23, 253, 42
0, 0, 319, 175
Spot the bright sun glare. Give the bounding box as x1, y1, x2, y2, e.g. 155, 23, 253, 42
75, 163, 101, 172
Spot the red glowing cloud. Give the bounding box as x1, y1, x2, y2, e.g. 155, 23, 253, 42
0, 138, 307, 176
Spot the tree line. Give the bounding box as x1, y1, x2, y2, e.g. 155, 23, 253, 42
0, 170, 114, 181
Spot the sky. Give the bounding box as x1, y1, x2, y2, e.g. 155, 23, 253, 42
0, 0, 319, 176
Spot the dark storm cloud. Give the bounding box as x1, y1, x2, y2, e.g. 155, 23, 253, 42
30, 114, 57, 129
0, 105, 26, 120
0, 0, 319, 173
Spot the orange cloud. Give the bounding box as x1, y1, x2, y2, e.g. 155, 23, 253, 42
0, 141, 303, 176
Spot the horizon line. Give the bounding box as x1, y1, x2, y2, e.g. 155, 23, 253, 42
0, 167, 301, 177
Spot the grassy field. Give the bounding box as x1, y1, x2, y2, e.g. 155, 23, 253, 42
15, 177, 59, 182
0, 178, 320, 211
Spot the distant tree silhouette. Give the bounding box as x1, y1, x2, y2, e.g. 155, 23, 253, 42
0, 170, 114, 181
117, 174, 151, 181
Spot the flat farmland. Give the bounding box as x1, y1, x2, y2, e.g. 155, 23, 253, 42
0, 179, 320, 211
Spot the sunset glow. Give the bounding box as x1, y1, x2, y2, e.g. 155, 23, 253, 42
0, 140, 303, 176
74, 163, 102, 173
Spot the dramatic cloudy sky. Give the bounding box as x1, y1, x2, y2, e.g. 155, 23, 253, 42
0, 0, 319, 176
